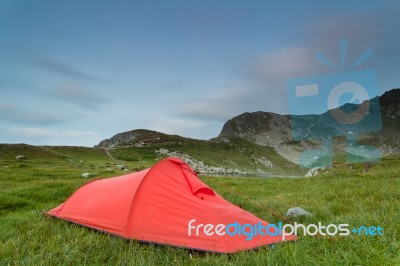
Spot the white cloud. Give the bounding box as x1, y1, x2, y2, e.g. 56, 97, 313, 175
178, 87, 251, 120
31, 53, 103, 82
145, 116, 219, 140
51, 83, 106, 108
0, 103, 62, 125
177, 46, 320, 121
250, 46, 319, 79
5, 127, 102, 146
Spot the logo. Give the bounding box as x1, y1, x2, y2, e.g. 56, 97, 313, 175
188, 219, 384, 241
286, 39, 382, 167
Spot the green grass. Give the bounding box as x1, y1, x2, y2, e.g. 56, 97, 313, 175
0, 144, 399, 265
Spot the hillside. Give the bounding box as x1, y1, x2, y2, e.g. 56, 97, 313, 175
0, 140, 302, 178
94, 89, 400, 170
95, 129, 303, 175
219, 89, 400, 164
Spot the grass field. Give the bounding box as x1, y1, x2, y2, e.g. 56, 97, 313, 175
0, 145, 399, 265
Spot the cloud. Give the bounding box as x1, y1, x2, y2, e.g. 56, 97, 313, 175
0, 44, 104, 82
177, 46, 319, 121
0, 103, 62, 125
145, 116, 218, 139
179, 101, 233, 121
51, 83, 106, 108
305, 12, 400, 92
248, 46, 320, 80
178, 87, 252, 121
5, 127, 101, 146
179, 6, 400, 123
32, 55, 104, 82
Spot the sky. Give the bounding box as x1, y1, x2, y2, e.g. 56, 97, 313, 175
0, 0, 399, 146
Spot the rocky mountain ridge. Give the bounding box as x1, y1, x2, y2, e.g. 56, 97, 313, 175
97, 89, 400, 168
219, 89, 400, 164
95, 128, 303, 175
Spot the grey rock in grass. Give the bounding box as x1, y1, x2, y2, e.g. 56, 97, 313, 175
286, 207, 312, 219
116, 164, 127, 170
15, 154, 26, 160
82, 173, 96, 178
305, 167, 324, 177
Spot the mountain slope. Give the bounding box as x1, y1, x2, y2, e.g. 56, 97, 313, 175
219, 89, 400, 164
95, 129, 303, 175
96, 89, 399, 170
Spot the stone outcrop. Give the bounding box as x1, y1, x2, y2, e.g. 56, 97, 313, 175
156, 148, 248, 175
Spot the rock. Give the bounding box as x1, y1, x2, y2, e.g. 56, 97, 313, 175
82, 173, 96, 178
286, 207, 312, 219
158, 148, 170, 155
15, 155, 25, 160
116, 164, 127, 170
252, 156, 273, 168
133, 141, 145, 147
155, 148, 250, 175
305, 167, 324, 177
95, 131, 138, 148
218, 89, 400, 164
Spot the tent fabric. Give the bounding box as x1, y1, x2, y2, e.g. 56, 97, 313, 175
47, 157, 296, 253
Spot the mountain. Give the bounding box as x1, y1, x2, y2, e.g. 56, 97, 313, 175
378, 89, 400, 138
95, 129, 303, 175
219, 89, 400, 164
96, 89, 399, 169
219, 112, 292, 148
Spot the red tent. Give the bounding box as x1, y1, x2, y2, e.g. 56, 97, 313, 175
47, 157, 296, 253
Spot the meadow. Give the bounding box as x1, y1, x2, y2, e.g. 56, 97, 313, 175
0, 144, 399, 265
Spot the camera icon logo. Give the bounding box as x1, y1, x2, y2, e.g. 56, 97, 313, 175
286, 39, 382, 167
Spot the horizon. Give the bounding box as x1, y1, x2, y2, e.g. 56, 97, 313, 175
1, 87, 397, 148
1, 1, 399, 146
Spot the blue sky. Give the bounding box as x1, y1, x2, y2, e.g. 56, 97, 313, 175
0, 0, 399, 146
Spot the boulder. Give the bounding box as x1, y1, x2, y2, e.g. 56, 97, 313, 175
116, 164, 127, 170
82, 173, 96, 178
286, 207, 312, 219
305, 167, 324, 177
